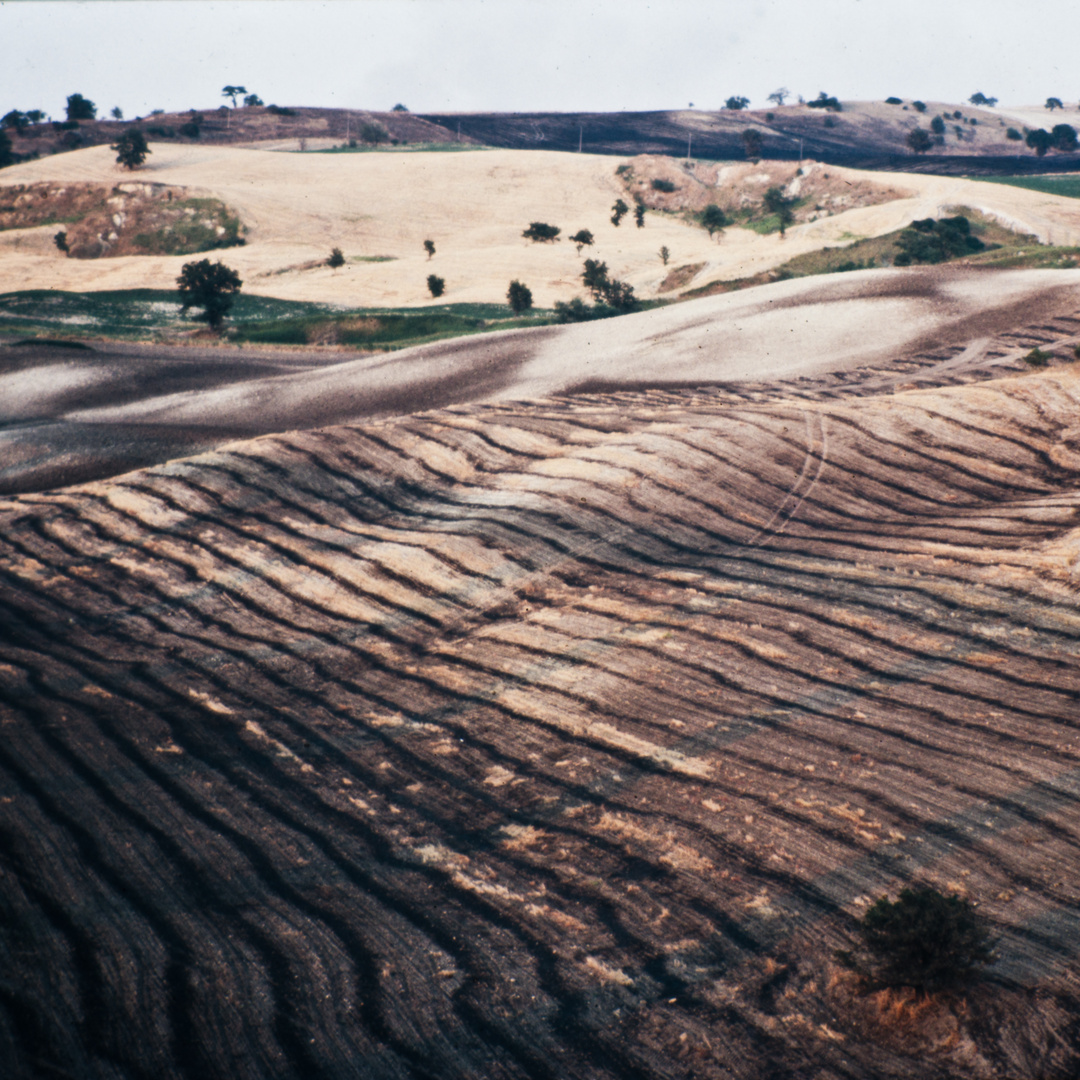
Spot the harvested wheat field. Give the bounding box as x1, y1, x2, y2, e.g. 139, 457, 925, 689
4, 144, 1080, 305
3, 283, 1080, 1077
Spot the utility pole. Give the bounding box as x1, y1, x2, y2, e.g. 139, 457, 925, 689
687, 132, 692, 162
578, 124, 583, 152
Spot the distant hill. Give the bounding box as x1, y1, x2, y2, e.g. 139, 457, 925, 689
416, 99, 1080, 175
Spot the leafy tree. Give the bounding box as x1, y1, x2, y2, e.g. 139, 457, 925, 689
651, 178, 676, 192
507, 280, 533, 313
569, 229, 594, 254
54, 230, 68, 253
0, 128, 17, 168
423, 239, 435, 259
177, 259, 242, 330
906, 128, 933, 153
659, 245, 670, 265
582, 258, 611, 300
427, 274, 445, 298
893, 215, 984, 265
327, 247, 345, 268
222, 85, 246, 108
741, 128, 763, 160
911, 100, 927, 113
1046, 97, 1064, 111
885, 97, 903, 105
26, 109, 45, 125
930, 115, 946, 135
391, 103, 409, 112
968, 92, 998, 107
65, 94, 96, 121
243, 94, 263, 107
1052, 123, 1078, 151
522, 222, 560, 243
610, 198, 629, 226
763, 186, 796, 236
837, 886, 995, 994
112, 129, 150, 170
1026, 128, 1053, 155
1, 110, 28, 131
360, 121, 390, 144
110, 106, 124, 120
699, 204, 728, 239
807, 92, 842, 112
724, 96, 750, 110
1006, 127, 1023, 141
634, 201, 646, 228
767, 88, 789, 107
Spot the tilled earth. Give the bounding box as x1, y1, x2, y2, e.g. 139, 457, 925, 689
2, 321, 1080, 1077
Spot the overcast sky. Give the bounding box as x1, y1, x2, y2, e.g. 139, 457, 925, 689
4, 0, 1079, 120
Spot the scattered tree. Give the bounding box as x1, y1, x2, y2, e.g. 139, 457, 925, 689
906, 128, 933, 153
522, 222, 560, 243
360, 121, 390, 145
699, 204, 729, 239
222, 85, 247, 108
26, 109, 44, 125
243, 94, 264, 107
1006, 127, 1023, 141
610, 198, 629, 227
884, 97, 903, 105
423, 239, 436, 259
112, 128, 150, 169
53, 230, 68, 253
507, 280, 533, 313
836, 886, 995, 994
911, 100, 927, 113
1026, 128, 1053, 155
634, 201, 646, 227
741, 128, 763, 160
807, 92, 842, 112
767, 88, 790, 107
65, 93, 96, 121
0, 129, 14, 169
651, 178, 676, 192
1046, 97, 1064, 111
569, 229, 594, 254
0, 110, 28, 132
391, 103, 409, 112
177, 259, 242, 330
763, 186, 796, 236
893, 215, 984, 264
1052, 123, 1078, 151
110, 106, 124, 121
659, 245, 670, 265
582, 258, 611, 300
968, 92, 998, 107
1024, 347, 1049, 367
724, 96, 750, 110
930, 115, 946, 135
427, 274, 445, 298
327, 247, 345, 269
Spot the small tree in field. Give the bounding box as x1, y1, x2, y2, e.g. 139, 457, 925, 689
659, 245, 670, 265
699, 204, 728, 240
110, 106, 124, 121
522, 222, 560, 243
177, 259, 242, 330
837, 886, 995, 995
112, 129, 150, 170
763, 186, 796, 236
65, 93, 96, 121
610, 199, 629, 226
243, 94, 264, 107
427, 274, 445, 298
507, 280, 533, 313
423, 239, 435, 259
54, 231, 68, 253
742, 128, 763, 160
327, 247, 345, 268
634, 201, 646, 227
569, 229, 594, 254
1026, 128, 1053, 156
906, 128, 933, 153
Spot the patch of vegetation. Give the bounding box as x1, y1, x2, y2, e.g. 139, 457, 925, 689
1024, 347, 1049, 367
979, 174, 1080, 199
807, 92, 842, 112
651, 178, 677, 193
836, 886, 995, 995
349, 254, 397, 263
327, 247, 345, 268
316, 142, 484, 154
893, 215, 985, 265
522, 222, 560, 243
885, 97, 903, 105
132, 198, 245, 255
507, 280, 533, 313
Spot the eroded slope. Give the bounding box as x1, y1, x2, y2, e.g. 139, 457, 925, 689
2, 354, 1080, 1077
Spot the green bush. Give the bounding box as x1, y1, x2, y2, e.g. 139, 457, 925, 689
885, 96, 903, 105
507, 279, 532, 313
912, 100, 927, 113
651, 178, 677, 192
522, 222, 560, 243
1024, 347, 1049, 367
894, 215, 984, 265
327, 247, 345, 268
838, 886, 995, 994
1006, 127, 1023, 140
807, 92, 842, 112
427, 274, 445, 298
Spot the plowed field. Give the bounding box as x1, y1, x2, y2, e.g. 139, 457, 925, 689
3, 299, 1080, 1077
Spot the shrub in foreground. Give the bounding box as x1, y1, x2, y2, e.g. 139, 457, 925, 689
507, 280, 533, 313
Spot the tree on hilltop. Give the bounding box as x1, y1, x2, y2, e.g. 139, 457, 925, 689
178, 259, 242, 330
112, 128, 150, 170
968, 91, 998, 107
1, 110, 29, 132
1046, 97, 1064, 111
222, 85, 247, 108
767, 88, 790, 107
725, 96, 750, 110
65, 93, 96, 121
243, 94, 263, 107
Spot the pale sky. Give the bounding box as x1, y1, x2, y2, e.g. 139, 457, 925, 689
3, 0, 1079, 120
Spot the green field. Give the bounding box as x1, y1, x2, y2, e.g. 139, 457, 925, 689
0, 290, 553, 348
978, 175, 1080, 199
